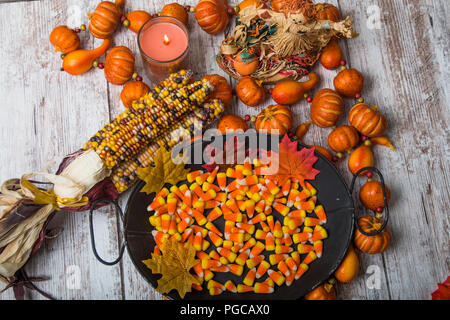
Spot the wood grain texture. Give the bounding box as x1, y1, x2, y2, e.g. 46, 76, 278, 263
0, 0, 448, 300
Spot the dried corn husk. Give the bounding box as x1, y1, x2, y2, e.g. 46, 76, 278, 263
0, 150, 109, 278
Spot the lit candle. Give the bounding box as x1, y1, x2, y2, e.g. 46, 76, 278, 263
163, 34, 170, 45
138, 17, 189, 82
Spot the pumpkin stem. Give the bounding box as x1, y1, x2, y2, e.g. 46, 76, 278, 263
114, 0, 125, 13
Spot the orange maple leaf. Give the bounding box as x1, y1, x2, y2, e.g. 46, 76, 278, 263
262, 135, 320, 186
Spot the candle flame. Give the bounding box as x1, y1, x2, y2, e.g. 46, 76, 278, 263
163, 34, 170, 45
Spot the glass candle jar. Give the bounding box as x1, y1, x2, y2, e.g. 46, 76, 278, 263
138, 16, 189, 83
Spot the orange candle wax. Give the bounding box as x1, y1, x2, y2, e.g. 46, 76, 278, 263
138, 17, 189, 82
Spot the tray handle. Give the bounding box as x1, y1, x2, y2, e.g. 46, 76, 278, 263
89, 198, 126, 266
349, 166, 390, 236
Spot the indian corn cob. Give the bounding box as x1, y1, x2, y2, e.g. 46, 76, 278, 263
83, 70, 214, 169
112, 99, 225, 192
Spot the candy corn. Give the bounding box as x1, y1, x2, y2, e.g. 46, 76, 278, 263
229, 264, 244, 276
314, 240, 323, 258
256, 260, 270, 279
237, 284, 254, 293
254, 282, 274, 294
217, 247, 237, 263
243, 268, 256, 286
267, 269, 285, 286
225, 280, 237, 293
147, 153, 331, 296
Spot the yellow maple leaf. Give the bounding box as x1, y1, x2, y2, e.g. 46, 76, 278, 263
137, 148, 190, 195
142, 239, 200, 299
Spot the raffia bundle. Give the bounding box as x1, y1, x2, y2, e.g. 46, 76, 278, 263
217, 4, 356, 83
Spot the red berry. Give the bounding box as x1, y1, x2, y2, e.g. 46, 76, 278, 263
98, 63, 104, 69
332, 156, 339, 162
244, 115, 250, 121
152, 13, 158, 18
376, 207, 384, 213
288, 131, 293, 138
340, 60, 346, 66
355, 93, 361, 99
121, 15, 127, 22
306, 96, 313, 103
227, 7, 234, 15
74, 28, 81, 33
136, 76, 143, 81
361, 135, 368, 141
185, 5, 191, 11
268, 88, 273, 95
366, 171, 373, 178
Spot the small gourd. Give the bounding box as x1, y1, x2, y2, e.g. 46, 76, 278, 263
236, 76, 266, 107
49, 26, 80, 53
104, 46, 135, 85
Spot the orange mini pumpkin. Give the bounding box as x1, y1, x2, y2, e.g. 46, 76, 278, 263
233, 53, 259, 76
348, 145, 374, 176
161, 3, 189, 26
203, 74, 233, 107
195, 0, 229, 35
217, 114, 248, 133
360, 180, 391, 211
239, 0, 267, 11
310, 88, 343, 128
315, 3, 341, 21
354, 216, 392, 254
104, 46, 135, 85
327, 125, 359, 153
89, 1, 121, 39
255, 105, 293, 136
126, 10, 151, 33
320, 40, 343, 70
334, 68, 364, 98
305, 283, 336, 300
349, 103, 387, 137
236, 76, 266, 107
120, 81, 150, 108
49, 26, 80, 53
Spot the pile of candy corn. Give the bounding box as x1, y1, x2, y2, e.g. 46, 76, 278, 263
147, 157, 328, 296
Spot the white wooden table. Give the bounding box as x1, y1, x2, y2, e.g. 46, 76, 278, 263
0, 0, 448, 300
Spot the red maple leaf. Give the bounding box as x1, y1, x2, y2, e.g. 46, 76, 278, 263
261, 135, 320, 186
431, 276, 450, 300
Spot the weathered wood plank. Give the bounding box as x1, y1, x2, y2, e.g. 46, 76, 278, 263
0, 0, 123, 299
336, 0, 449, 299
0, 0, 448, 300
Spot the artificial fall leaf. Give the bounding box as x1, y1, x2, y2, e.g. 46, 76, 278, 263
260, 135, 320, 186
142, 239, 199, 299
137, 148, 190, 195
431, 276, 450, 300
